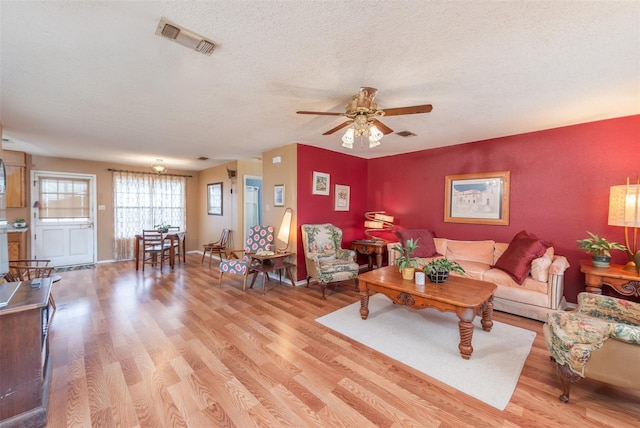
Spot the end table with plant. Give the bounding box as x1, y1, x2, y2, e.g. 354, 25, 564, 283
576, 231, 627, 268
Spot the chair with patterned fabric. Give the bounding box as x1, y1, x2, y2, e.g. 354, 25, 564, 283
219, 225, 274, 290
300, 223, 359, 299
543, 292, 640, 403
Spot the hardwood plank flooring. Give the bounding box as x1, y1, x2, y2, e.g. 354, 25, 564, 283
44, 255, 640, 427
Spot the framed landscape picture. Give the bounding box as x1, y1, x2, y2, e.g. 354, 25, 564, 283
444, 171, 510, 225
207, 182, 223, 215
312, 171, 330, 195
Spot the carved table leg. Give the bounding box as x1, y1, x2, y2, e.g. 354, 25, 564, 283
458, 320, 474, 359
481, 296, 494, 332
360, 292, 370, 320
556, 362, 581, 403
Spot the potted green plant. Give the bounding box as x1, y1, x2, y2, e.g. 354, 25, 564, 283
392, 238, 422, 280
13, 218, 27, 228
576, 231, 627, 268
154, 222, 171, 233
423, 258, 466, 283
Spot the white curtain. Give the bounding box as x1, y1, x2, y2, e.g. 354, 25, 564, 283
113, 171, 186, 260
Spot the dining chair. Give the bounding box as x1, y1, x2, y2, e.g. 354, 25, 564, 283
142, 229, 172, 271
202, 228, 230, 266
166, 226, 184, 265
7, 259, 57, 312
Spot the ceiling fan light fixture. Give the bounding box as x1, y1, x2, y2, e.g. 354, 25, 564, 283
342, 128, 355, 148
369, 125, 383, 142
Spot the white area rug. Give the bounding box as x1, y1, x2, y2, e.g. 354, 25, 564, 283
316, 293, 536, 410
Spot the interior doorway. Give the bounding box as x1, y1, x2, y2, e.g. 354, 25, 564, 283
243, 175, 262, 245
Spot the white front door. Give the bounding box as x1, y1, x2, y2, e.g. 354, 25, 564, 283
30, 171, 97, 266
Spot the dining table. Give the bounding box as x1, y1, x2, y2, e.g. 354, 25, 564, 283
134, 231, 186, 270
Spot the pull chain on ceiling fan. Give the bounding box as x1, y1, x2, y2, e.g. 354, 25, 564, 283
296, 87, 433, 149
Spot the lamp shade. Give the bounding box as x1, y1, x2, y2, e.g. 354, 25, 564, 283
608, 184, 640, 227
277, 208, 293, 252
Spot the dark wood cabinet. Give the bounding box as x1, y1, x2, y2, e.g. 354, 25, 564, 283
0, 279, 54, 428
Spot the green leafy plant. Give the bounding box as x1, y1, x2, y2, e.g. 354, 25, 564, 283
423, 258, 466, 275
13, 218, 26, 223
576, 232, 626, 257
392, 238, 422, 272
154, 222, 171, 232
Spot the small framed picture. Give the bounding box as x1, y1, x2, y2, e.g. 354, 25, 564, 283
312, 171, 330, 195
334, 184, 350, 211
274, 184, 285, 207
207, 182, 223, 215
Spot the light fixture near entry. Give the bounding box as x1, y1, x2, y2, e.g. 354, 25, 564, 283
151, 159, 168, 174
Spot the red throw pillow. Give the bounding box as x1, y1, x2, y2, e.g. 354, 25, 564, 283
394, 229, 439, 258
494, 231, 551, 284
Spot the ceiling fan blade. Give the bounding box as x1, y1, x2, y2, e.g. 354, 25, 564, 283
382, 104, 433, 116
297, 110, 344, 116
372, 119, 394, 135
323, 121, 353, 135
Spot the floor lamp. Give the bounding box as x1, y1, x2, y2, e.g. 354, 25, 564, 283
277, 208, 293, 253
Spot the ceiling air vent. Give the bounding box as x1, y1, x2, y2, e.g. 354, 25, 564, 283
155, 17, 216, 56
198, 156, 209, 161
396, 130, 417, 137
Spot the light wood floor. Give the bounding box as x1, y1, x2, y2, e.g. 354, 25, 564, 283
45, 255, 640, 427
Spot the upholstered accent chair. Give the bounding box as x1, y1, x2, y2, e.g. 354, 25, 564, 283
300, 223, 359, 299
219, 225, 274, 290
544, 292, 640, 403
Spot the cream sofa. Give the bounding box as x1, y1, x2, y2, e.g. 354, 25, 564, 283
387, 237, 570, 321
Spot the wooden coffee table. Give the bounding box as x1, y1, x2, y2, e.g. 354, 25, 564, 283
358, 266, 497, 359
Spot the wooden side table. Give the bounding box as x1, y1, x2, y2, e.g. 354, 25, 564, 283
249, 252, 295, 294
580, 260, 640, 297
351, 240, 388, 270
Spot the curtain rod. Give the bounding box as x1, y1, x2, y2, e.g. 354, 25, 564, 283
107, 168, 192, 178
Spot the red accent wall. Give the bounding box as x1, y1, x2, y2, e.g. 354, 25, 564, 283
368, 115, 640, 303
296, 145, 368, 279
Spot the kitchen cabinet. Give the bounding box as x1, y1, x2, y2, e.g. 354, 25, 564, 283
0, 279, 54, 427
3, 150, 26, 208
8, 231, 27, 260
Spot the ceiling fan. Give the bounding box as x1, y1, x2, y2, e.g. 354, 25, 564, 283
296, 87, 433, 147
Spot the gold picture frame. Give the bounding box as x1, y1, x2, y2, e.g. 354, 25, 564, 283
334, 184, 350, 211
444, 171, 510, 225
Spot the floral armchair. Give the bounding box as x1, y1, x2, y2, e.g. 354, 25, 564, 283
219, 225, 274, 290
300, 223, 359, 299
543, 292, 640, 402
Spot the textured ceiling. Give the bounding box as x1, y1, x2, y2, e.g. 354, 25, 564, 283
1, 1, 638, 171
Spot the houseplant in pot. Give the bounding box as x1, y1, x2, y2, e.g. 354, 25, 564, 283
423, 258, 466, 283
13, 218, 27, 228
576, 231, 627, 268
392, 238, 422, 280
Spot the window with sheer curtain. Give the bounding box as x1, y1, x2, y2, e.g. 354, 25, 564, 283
113, 171, 186, 260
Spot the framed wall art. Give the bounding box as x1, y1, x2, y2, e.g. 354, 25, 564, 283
207, 182, 223, 215
334, 184, 350, 211
312, 171, 330, 195
444, 171, 510, 225
274, 184, 285, 207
